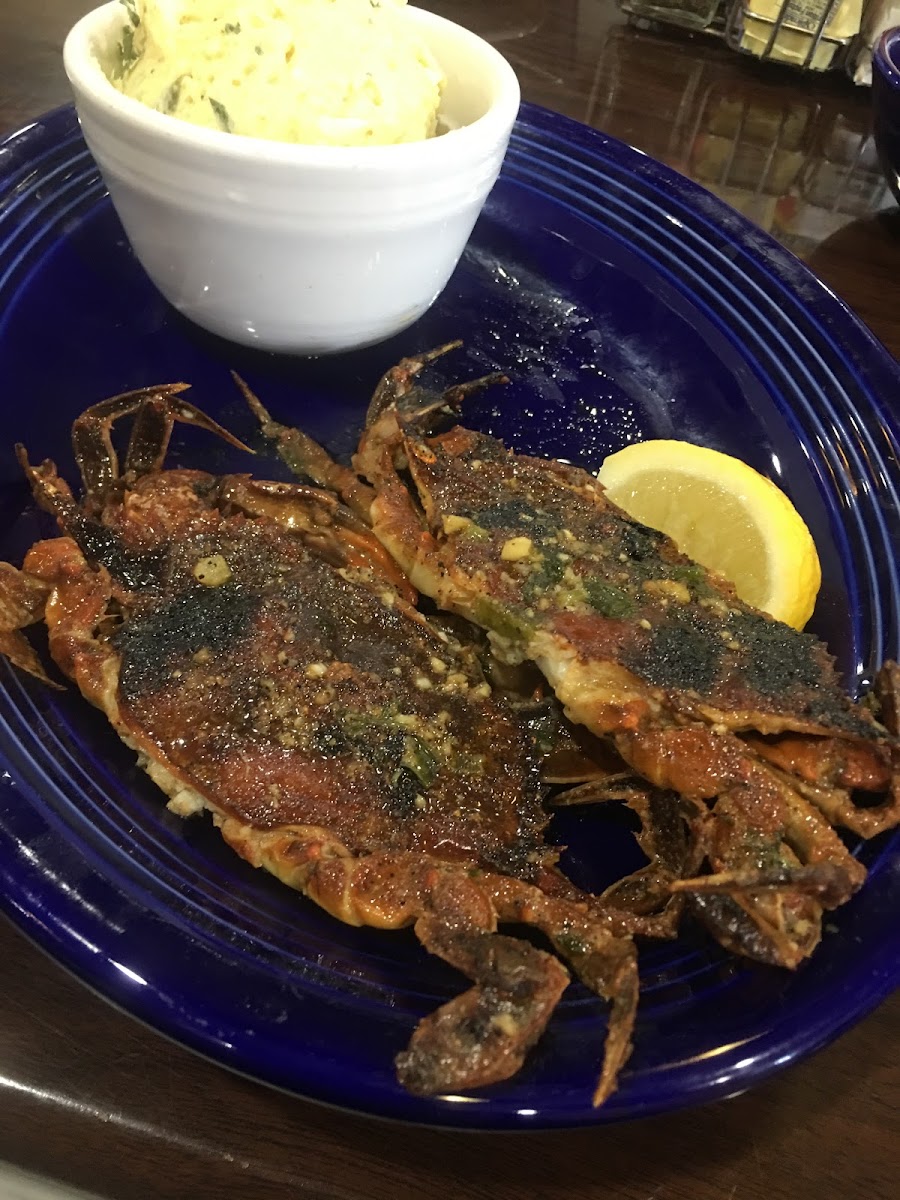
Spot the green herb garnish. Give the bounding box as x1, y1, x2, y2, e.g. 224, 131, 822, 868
208, 97, 233, 133
402, 735, 439, 789
522, 552, 566, 603
113, 0, 141, 79
670, 564, 707, 589
583, 580, 634, 619
473, 597, 533, 643
161, 74, 186, 115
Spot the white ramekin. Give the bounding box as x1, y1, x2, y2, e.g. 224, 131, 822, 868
63, 3, 520, 354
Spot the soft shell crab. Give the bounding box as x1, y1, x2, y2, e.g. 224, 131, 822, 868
248, 344, 900, 973
0, 383, 670, 1106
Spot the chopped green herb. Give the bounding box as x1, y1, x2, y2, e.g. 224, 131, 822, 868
161, 74, 186, 115
473, 597, 532, 643
223, 22, 242, 34
208, 97, 233, 133
402, 735, 439, 789
118, 27, 137, 76
583, 580, 634, 618
670, 564, 706, 589
523, 553, 566, 603
115, 0, 141, 81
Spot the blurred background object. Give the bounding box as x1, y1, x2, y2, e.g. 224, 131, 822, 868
851, 1, 900, 82
622, 0, 724, 32
619, 0, 900, 78
585, 20, 893, 250
726, 0, 862, 73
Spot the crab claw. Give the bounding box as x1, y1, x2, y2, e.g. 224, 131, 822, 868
364, 341, 463, 427
397, 908, 570, 1096
69, 384, 252, 506
219, 821, 638, 1104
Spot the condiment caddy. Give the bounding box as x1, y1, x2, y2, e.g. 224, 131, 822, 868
620, 0, 900, 79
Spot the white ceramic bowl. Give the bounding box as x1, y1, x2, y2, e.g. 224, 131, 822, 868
63, 3, 520, 355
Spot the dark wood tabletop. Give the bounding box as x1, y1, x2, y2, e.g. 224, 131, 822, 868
1, 3, 898, 1198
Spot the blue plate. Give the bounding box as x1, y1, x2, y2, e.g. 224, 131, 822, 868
0, 103, 898, 1130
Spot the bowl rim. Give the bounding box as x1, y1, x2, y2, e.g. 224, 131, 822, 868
874, 27, 900, 90
63, 1, 521, 168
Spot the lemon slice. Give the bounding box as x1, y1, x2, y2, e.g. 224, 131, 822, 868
596, 440, 821, 629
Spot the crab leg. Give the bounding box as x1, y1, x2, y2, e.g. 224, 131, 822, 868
241, 359, 507, 524
70, 384, 251, 505
364, 341, 462, 427
744, 725, 900, 836
21, 538, 119, 701
617, 723, 866, 894
0, 562, 56, 685
123, 392, 252, 482
685, 892, 806, 969
17, 449, 169, 592
19, 396, 253, 590
482, 875, 639, 1107
219, 476, 417, 602
71, 385, 187, 501
217, 822, 581, 1095
214, 816, 638, 1103
614, 720, 865, 962
399, 890, 570, 1096
233, 373, 376, 522
244, 345, 466, 485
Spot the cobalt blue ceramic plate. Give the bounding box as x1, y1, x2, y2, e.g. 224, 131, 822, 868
0, 103, 898, 1130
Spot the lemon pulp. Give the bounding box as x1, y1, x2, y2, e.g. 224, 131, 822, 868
596, 440, 821, 630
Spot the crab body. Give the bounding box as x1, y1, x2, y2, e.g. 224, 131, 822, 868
260, 346, 899, 972
0, 385, 641, 1105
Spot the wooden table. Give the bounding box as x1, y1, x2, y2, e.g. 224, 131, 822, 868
0, 3, 897, 1198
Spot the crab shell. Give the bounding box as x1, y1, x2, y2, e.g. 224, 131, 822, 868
1, 386, 644, 1107
337, 347, 899, 972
